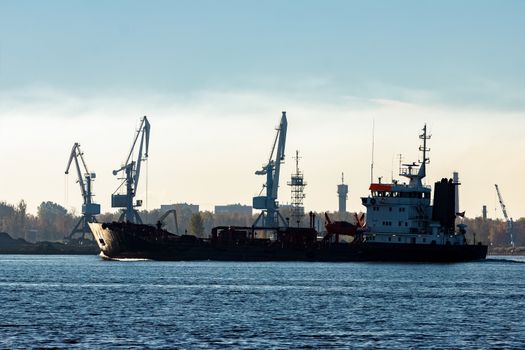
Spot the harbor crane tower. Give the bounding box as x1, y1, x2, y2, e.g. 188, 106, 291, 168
495, 184, 515, 248
112, 116, 150, 224
253, 111, 288, 229
65, 143, 101, 240
287, 150, 307, 226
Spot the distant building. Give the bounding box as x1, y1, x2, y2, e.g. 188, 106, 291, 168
278, 203, 293, 210
214, 204, 252, 216
161, 203, 199, 214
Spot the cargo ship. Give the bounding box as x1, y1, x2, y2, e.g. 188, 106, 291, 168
89, 124, 487, 262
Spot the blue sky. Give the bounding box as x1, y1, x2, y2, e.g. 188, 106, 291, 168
2, 0, 524, 108
0, 1, 524, 217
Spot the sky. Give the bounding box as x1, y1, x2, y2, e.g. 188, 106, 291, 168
0, 0, 524, 219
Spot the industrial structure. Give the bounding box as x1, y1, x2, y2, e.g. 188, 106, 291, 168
161, 203, 200, 215
337, 173, 348, 214
215, 204, 252, 216
252, 111, 288, 228
287, 150, 306, 226
453, 172, 460, 214
111, 116, 150, 224
64, 143, 101, 240
495, 184, 515, 248
482, 205, 487, 221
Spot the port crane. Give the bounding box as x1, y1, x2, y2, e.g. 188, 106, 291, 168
112, 116, 150, 224
252, 111, 288, 228
156, 209, 180, 234
495, 184, 514, 248
65, 143, 101, 240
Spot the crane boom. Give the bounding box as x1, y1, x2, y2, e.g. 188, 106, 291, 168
495, 184, 509, 220
65, 143, 87, 198
252, 111, 288, 229
495, 184, 514, 247
134, 117, 150, 195
64, 143, 100, 241
111, 116, 150, 224
272, 116, 287, 199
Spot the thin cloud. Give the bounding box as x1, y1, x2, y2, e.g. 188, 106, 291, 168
0, 85, 523, 219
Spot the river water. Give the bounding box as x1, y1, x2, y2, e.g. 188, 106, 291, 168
1, 255, 524, 349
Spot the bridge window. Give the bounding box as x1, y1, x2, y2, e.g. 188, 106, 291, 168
405, 192, 424, 199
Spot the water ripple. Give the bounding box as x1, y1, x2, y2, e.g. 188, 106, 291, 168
0, 255, 523, 349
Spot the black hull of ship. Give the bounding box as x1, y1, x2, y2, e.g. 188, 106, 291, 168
89, 223, 487, 262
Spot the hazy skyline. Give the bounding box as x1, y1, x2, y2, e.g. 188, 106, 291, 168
1, 1, 524, 219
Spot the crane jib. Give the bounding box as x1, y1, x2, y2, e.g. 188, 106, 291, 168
111, 116, 151, 224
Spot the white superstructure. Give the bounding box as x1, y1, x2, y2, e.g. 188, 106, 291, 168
360, 125, 467, 246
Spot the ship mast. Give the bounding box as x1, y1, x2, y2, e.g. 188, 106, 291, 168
400, 124, 431, 188
417, 124, 430, 180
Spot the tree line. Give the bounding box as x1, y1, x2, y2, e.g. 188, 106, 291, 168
0, 200, 521, 247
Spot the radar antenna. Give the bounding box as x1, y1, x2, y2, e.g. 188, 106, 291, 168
399, 124, 431, 188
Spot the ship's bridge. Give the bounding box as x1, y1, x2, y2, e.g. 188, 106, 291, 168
366, 182, 430, 199
361, 182, 432, 236
361, 182, 431, 208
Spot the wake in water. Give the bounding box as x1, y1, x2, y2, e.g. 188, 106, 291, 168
485, 256, 525, 264
99, 252, 151, 262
